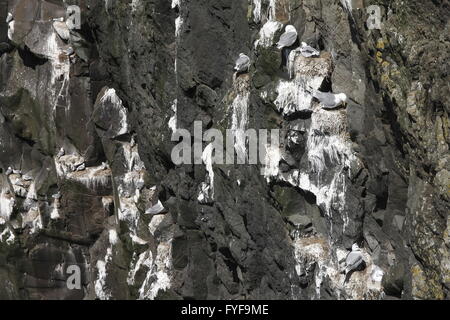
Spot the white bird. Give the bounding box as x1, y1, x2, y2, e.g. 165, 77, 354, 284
53, 21, 70, 41
234, 53, 251, 73
52, 192, 62, 199
313, 90, 348, 109
300, 42, 320, 57
145, 200, 166, 215
64, 47, 74, 56
277, 25, 298, 49
5, 167, 13, 175
56, 148, 65, 158
345, 243, 364, 275
6, 13, 13, 23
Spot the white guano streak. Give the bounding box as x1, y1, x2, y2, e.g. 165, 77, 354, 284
252, 0, 262, 23
45, 31, 71, 112
255, 20, 283, 48
170, 0, 183, 132
138, 239, 173, 300
231, 92, 250, 159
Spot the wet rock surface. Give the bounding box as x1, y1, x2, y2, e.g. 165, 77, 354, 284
0, 0, 448, 299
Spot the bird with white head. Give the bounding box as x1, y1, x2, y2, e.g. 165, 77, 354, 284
313, 90, 348, 109
234, 53, 251, 73
276, 25, 298, 49
344, 243, 364, 276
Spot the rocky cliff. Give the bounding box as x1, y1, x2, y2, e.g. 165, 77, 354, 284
0, 0, 448, 300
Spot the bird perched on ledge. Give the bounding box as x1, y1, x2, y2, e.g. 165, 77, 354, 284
343, 243, 365, 283
313, 90, 348, 109
300, 42, 320, 58
277, 25, 298, 49
234, 53, 251, 73
6, 13, 13, 23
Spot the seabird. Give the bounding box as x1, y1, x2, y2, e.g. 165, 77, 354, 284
52, 192, 62, 199
64, 47, 74, 56
276, 25, 298, 49
234, 53, 251, 73
145, 200, 166, 215
313, 90, 348, 109
5, 167, 13, 176
53, 21, 70, 41
57, 148, 65, 158
300, 42, 320, 58
344, 243, 364, 280
6, 13, 13, 23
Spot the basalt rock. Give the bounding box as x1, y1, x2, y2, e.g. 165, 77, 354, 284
0, 0, 448, 300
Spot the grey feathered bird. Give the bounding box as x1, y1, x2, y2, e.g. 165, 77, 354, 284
234, 53, 251, 73
56, 148, 65, 158
145, 200, 166, 215
52, 192, 62, 199
64, 47, 74, 56
6, 13, 13, 23
313, 90, 348, 109
300, 42, 320, 58
277, 25, 298, 49
345, 243, 364, 275
5, 167, 13, 175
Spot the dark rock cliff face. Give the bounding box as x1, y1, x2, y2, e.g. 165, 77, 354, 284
0, 0, 448, 300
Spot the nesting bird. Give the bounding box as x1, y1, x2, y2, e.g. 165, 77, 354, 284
56, 147, 65, 158
343, 243, 365, 283
64, 47, 74, 56
300, 42, 320, 58
5, 167, 13, 176
52, 192, 62, 200
6, 13, 13, 23
234, 53, 251, 73
100, 162, 108, 170
313, 90, 348, 109
145, 200, 166, 215
276, 25, 298, 49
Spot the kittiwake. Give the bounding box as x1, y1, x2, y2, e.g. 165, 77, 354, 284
53, 21, 70, 41
345, 243, 364, 275
300, 42, 320, 57
56, 148, 65, 158
313, 90, 348, 109
234, 53, 251, 73
145, 200, 166, 215
277, 25, 298, 49
6, 13, 13, 23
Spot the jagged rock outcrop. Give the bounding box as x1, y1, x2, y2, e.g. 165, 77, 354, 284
0, 0, 448, 300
